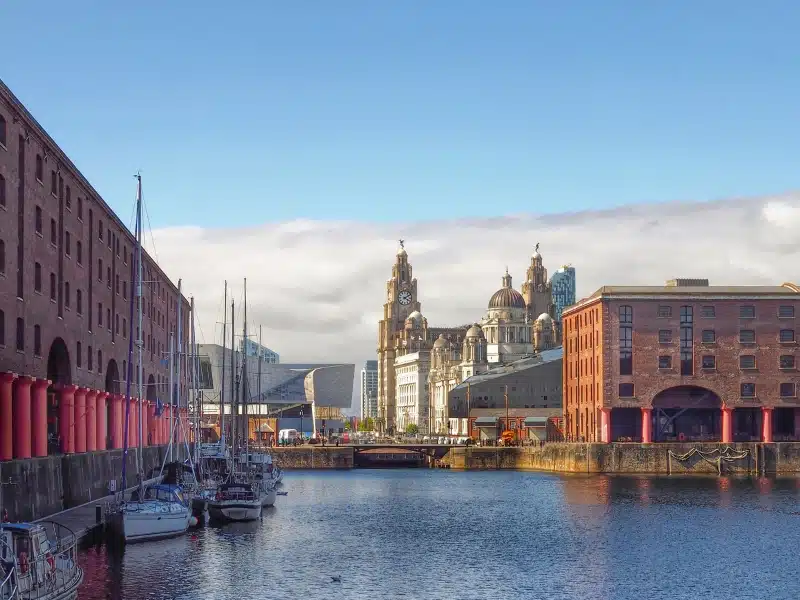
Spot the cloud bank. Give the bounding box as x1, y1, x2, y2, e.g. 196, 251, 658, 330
144, 192, 800, 409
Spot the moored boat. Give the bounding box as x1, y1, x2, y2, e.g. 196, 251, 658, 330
0, 522, 83, 600
112, 484, 193, 543
208, 483, 262, 522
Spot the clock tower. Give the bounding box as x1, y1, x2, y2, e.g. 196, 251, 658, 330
377, 241, 422, 434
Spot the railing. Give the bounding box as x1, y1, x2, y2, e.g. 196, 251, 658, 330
0, 536, 18, 600
16, 522, 81, 599
213, 491, 257, 503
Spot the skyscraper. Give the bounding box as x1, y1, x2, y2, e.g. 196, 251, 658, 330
361, 360, 378, 420
550, 265, 576, 322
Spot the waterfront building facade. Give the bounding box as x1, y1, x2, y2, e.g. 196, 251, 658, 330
394, 351, 430, 432
0, 78, 190, 462
377, 243, 563, 435
563, 278, 800, 443
241, 338, 279, 364
360, 360, 378, 420
448, 348, 563, 437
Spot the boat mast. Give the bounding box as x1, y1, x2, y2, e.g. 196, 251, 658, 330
176, 278, 183, 461
120, 174, 140, 495
135, 174, 144, 483
257, 325, 262, 446
168, 331, 174, 463
190, 296, 198, 466
230, 300, 236, 452
243, 278, 249, 458
220, 281, 227, 450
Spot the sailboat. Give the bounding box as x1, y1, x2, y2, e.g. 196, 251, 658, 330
110, 174, 194, 543
208, 279, 275, 520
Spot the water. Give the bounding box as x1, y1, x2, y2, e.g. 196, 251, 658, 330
78, 471, 800, 600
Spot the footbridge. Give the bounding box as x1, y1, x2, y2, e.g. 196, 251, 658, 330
350, 444, 461, 467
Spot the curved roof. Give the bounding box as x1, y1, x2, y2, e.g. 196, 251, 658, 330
465, 324, 484, 338
433, 334, 450, 348
488, 287, 526, 309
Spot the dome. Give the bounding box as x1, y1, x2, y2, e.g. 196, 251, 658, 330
433, 334, 449, 348
532, 250, 541, 260
406, 310, 424, 327
397, 246, 407, 257
465, 324, 484, 339
536, 313, 553, 323
488, 287, 526, 309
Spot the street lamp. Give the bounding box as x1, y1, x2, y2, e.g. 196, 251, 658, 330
299, 408, 304, 442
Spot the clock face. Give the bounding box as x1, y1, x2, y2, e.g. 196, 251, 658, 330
398, 290, 413, 306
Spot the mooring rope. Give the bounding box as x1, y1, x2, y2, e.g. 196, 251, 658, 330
668, 446, 750, 475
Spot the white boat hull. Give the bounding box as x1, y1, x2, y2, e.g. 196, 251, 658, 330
208, 500, 262, 522
114, 501, 190, 543
261, 487, 276, 507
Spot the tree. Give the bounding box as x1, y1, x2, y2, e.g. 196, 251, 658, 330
357, 417, 375, 432
344, 421, 351, 431
405, 423, 419, 435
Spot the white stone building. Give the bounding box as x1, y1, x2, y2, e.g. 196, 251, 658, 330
394, 351, 430, 433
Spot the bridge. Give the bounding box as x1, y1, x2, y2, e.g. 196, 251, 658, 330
349, 444, 462, 467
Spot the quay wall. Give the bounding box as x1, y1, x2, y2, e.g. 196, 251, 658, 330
1, 444, 191, 522
270, 447, 353, 469
444, 442, 800, 475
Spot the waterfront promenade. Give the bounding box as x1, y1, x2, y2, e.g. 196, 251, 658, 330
269, 442, 800, 475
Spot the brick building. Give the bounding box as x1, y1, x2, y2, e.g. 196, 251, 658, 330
562, 278, 800, 444
0, 78, 190, 461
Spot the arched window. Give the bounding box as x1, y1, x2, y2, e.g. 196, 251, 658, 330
77, 289, 83, 314
34, 262, 41, 292
77, 342, 82, 368
35, 154, 43, 181
88, 346, 93, 371
0, 239, 5, 274
33, 325, 41, 356
619, 305, 633, 376
64, 282, 70, 308
98, 349, 103, 373
49, 272, 56, 301
0, 173, 6, 207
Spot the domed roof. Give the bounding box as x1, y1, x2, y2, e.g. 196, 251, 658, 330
488, 270, 526, 309
406, 310, 423, 324
465, 324, 484, 338
536, 312, 553, 323
397, 246, 407, 257
433, 334, 449, 348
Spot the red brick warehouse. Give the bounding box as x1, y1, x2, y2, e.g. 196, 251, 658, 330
562, 278, 800, 443
0, 78, 191, 461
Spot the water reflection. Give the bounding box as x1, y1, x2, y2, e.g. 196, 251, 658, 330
78, 471, 800, 600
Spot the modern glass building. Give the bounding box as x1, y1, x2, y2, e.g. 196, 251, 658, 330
550, 265, 576, 322
361, 360, 378, 420
240, 338, 280, 364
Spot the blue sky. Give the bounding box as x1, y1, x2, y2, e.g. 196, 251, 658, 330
3, 1, 799, 229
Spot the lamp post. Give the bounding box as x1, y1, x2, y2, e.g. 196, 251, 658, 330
299, 408, 304, 443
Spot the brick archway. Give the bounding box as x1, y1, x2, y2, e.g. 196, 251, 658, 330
650, 385, 723, 442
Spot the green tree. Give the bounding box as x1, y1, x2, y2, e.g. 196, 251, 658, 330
358, 417, 375, 432
405, 423, 419, 435
344, 421, 351, 431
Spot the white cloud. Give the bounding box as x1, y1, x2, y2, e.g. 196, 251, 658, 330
144, 192, 800, 410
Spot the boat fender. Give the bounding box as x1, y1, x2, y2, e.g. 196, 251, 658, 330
19, 552, 29, 573
46, 552, 55, 573
678, 433, 686, 442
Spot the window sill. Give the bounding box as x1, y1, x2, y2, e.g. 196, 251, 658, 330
0, 142, 6, 151
50, 298, 56, 304
778, 315, 796, 320
659, 341, 674, 346
16, 349, 24, 355
35, 231, 43, 238
701, 342, 717, 347
36, 178, 43, 186
740, 396, 757, 401
739, 342, 757, 346
658, 367, 674, 372
780, 341, 797, 346
779, 367, 796, 371
739, 316, 756, 320
780, 396, 797, 400
740, 367, 758, 372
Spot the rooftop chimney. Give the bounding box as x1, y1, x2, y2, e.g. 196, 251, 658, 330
665, 278, 710, 287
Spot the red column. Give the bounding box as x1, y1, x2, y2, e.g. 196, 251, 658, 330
600, 407, 612, 443
74, 387, 88, 453
0, 372, 17, 461
58, 384, 76, 454
129, 398, 138, 448
31, 379, 51, 458
721, 406, 733, 444
85, 389, 98, 452
110, 394, 123, 449
762, 407, 773, 443
147, 402, 156, 446
13, 376, 34, 459
96, 392, 108, 450
641, 407, 652, 444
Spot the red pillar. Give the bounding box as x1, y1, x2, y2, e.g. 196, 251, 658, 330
129, 398, 138, 448
13, 376, 34, 459
96, 392, 108, 450
147, 402, 156, 446
31, 379, 51, 458
110, 394, 123, 449
74, 387, 87, 453
762, 407, 773, 443
0, 372, 17, 461
600, 407, 612, 443
85, 389, 98, 452
641, 407, 652, 444
721, 406, 733, 444
58, 384, 76, 454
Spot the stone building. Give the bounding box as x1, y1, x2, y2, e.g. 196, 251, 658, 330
394, 351, 430, 433
563, 278, 800, 443
0, 78, 190, 462
377, 242, 562, 435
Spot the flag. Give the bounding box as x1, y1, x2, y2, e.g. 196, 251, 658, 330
155, 398, 164, 417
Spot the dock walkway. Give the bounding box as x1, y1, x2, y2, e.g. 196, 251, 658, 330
35, 477, 161, 541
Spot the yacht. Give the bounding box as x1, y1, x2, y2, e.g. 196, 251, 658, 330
0, 522, 83, 600
113, 484, 194, 543
208, 482, 262, 522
